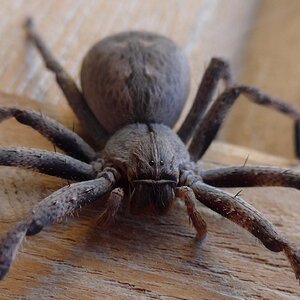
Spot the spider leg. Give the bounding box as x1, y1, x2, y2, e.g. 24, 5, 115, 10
188, 85, 300, 161
176, 186, 207, 239
0, 168, 119, 280
97, 187, 124, 229
180, 170, 300, 283
24, 18, 109, 148
0, 147, 97, 180
202, 165, 300, 189
178, 58, 231, 143
0, 107, 96, 162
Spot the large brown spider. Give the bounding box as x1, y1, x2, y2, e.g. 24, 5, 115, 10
0, 18, 300, 284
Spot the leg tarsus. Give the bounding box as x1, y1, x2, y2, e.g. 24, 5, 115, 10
25, 17, 63, 73
180, 169, 300, 282
24, 17, 109, 148
0, 168, 119, 279
0, 221, 28, 280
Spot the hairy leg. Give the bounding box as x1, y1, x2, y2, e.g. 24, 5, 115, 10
0, 107, 95, 162
0, 167, 119, 280
180, 170, 300, 282
189, 85, 300, 161
176, 186, 207, 239
178, 58, 231, 143
202, 165, 300, 189
25, 18, 109, 148
0, 147, 97, 180
97, 187, 124, 229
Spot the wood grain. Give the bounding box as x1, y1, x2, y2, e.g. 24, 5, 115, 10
220, 0, 300, 159
1, 2, 300, 299
0, 0, 258, 125
0, 93, 300, 299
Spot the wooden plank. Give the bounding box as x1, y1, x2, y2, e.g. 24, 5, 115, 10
220, 0, 300, 159
1, 2, 300, 299
0, 92, 299, 299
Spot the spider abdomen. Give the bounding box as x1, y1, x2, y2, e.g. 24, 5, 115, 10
80, 31, 190, 133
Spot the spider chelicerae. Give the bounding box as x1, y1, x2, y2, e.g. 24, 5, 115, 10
0, 18, 300, 283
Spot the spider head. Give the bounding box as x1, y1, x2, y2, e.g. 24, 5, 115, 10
128, 154, 179, 215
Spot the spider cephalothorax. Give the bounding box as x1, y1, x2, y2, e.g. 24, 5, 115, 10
102, 123, 185, 214
0, 18, 300, 284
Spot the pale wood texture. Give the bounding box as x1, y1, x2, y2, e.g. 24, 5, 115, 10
220, 0, 300, 159
0, 93, 300, 299
1, 1, 300, 299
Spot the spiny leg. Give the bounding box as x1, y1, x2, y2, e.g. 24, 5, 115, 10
24, 18, 109, 148
180, 170, 300, 282
202, 165, 300, 189
176, 186, 207, 239
178, 58, 231, 143
189, 85, 300, 161
97, 187, 124, 229
0, 168, 119, 280
0, 147, 97, 180
0, 107, 95, 162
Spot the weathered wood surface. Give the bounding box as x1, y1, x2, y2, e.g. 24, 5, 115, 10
1, 2, 300, 299
0, 93, 300, 299
220, 0, 300, 159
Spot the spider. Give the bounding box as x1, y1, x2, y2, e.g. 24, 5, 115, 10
0, 18, 300, 284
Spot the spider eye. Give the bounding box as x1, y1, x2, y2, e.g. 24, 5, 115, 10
160, 160, 164, 166
149, 160, 155, 166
